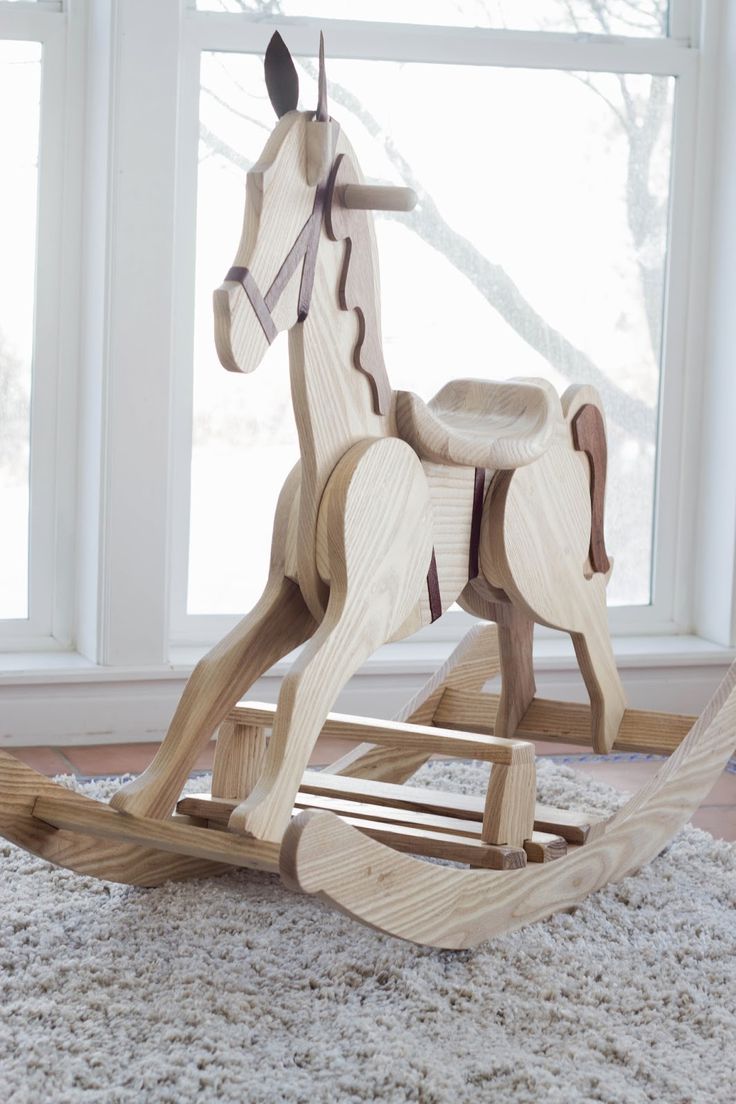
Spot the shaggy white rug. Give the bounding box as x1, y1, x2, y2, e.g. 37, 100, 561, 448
1, 759, 734, 1104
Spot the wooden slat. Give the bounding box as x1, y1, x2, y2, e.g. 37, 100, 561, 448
177, 792, 524, 868
303, 771, 602, 844
434, 690, 696, 756
523, 832, 568, 863
296, 794, 565, 865
32, 794, 280, 873
332, 816, 526, 869
228, 701, 534, 765
178, 780, 598, 846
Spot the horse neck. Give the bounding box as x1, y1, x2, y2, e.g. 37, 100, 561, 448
288, 228, 395, 502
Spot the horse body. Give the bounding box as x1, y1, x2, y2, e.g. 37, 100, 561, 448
112, 60, 625, 842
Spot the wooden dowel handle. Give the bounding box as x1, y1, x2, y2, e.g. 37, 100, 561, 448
341, 184, 417, 212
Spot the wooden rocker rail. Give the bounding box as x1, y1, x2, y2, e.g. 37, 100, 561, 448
0, 651, 734, 949
279, 660, 736, 947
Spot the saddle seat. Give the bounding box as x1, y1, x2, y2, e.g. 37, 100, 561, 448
396, 377, 562, 470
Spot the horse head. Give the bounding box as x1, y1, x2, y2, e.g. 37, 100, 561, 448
213, 32, 338, 375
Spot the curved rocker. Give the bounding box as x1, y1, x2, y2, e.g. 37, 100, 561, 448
281, 659, 736, 948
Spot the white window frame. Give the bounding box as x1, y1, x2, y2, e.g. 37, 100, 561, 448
0, 0, 84, 651
4, 0, 736, 731
167, 0, 707, 649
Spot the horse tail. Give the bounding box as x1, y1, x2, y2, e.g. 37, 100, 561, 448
562, 385, 611, 578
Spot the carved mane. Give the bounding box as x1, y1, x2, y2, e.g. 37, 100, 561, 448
325, 152, 392, 416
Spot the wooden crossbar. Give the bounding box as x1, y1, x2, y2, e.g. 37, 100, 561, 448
228, 701, 534, 764
433, 691, 696, 755
32, 794, 280, 873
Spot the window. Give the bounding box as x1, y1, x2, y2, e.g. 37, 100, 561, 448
2, 0, 727, 682
171, 1, 696, 642
0, 0, 78, 648
0, 38, 41, 620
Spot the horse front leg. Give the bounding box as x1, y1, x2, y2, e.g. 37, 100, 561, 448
111, 467, 317, 821
229, 437, 433, 843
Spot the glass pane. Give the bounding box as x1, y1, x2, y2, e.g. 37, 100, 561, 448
0, 40, 41, 620
189, 52, 672, 614
195, 1, 670, 37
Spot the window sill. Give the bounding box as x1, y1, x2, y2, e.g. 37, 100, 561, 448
1, 634, 732, 747
0, 632, 732, 683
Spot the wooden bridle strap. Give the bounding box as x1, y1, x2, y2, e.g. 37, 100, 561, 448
468, 467, 486, 579
225, 157, 340, 344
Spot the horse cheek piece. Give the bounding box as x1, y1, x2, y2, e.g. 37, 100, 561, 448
5, 33, 736, 951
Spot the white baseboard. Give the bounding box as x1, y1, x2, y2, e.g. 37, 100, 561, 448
0, 635, 733, 747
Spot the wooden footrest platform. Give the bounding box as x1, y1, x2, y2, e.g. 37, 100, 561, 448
178, 771, 607, 870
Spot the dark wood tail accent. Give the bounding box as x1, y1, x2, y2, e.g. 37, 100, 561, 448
426, 550, 442, 622
571, 403, 611, 575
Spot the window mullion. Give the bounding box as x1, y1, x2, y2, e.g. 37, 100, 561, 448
93, 0, 183, 666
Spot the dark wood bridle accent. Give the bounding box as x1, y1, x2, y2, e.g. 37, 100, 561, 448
225, 156, 341, 345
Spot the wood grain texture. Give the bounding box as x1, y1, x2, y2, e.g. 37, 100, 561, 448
211, 722, 267, 801
481, 440, 626, 752
482, 761, 536, 847
111, 466, 316, 820
571, 403, 611, 574
279, 656, 736, 947
33, 793, 280, 873
227, 701, 533, 766
325, 622, 502, 782
434, 691, 696, 757
178, 789, 570, 860
341, 183, 417, 211
395, 377, 561, 470
229, 437, 434, 843
0, 753, 231, 887
325, 151, 392, 415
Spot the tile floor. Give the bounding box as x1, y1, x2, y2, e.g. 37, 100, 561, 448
8, 737, 736, 841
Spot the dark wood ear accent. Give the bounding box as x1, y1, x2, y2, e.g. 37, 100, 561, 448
572, 403, 611, 575
325, 153, 392, 416
264, 32, 299, 118
316, 31, 328, 122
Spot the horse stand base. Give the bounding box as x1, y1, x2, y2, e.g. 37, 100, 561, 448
3, 628, 734, 949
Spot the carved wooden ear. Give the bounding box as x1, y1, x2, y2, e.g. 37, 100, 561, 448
264, 32, 299, 118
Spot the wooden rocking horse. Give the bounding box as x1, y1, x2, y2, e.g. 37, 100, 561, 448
1, 33, 734, 948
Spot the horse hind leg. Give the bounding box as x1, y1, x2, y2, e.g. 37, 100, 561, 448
229, 436, 434, 843
481, 441, 626, 754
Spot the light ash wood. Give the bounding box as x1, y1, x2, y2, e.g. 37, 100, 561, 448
228, 437, 435, 843
178, 790, 566, 866
482, 761, 536, 847
434, 690, 696, 757
0, 752, 231, 887
325, 622, 503, 782
211, 722, 267, 801
341, 183, 417, 211
227, 700, 534, 766
33, 792, 280, 873
1, 57, 697, 947
203, 105, 627, 839
111, 466, 316, 820
279, 656, 736, 947
303, 769, 603, 843
396, 378, 561, 470
481, 437, 626, 753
